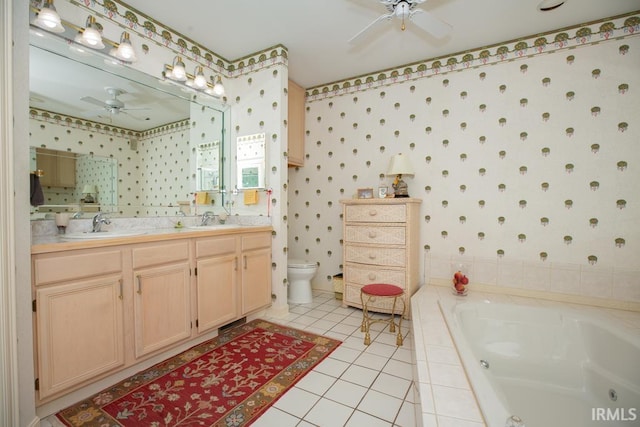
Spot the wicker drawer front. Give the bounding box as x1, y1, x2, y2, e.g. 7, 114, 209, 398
344, 245, 406, 267
345, 264, 406, 287
345, 204, 406, 223
344, 283, 408, 314
345, 225, 405, 245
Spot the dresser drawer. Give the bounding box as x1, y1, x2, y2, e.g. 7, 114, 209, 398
344, 244, 406, 267
345, 225, 405, 245
345, 204, 406, 223
344, 264, 406, 287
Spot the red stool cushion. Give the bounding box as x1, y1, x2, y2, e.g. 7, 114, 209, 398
361, 283, 404, 297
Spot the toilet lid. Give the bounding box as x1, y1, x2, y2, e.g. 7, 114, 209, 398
288, 258, 316, 268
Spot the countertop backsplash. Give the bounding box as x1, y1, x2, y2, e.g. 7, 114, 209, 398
31, 215, 271, 240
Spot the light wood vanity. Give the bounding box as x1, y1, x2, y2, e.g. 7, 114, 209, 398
31, 226, 272, 404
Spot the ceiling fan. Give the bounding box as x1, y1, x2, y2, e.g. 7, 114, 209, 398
81, 86, 149, 120
349, 0, 452, 44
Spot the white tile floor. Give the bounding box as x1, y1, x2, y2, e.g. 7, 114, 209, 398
257, 291, 418, 427
43, 291, 417, 427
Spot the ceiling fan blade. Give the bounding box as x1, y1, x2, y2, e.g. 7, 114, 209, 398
80, 96, 108, 108
121, 111, 149, 121
348, 12, 394, 44
122, 107, 152, 112
409, 9, 452, 39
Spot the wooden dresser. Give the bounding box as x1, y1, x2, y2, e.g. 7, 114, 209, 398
340, 198, 422, 317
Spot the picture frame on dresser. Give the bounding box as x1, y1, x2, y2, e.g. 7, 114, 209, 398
378, 186, 388, 198
357, 188, 374, 199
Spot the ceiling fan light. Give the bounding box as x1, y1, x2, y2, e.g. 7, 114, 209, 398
114, 32, 137, 62
31, 0, 65, 33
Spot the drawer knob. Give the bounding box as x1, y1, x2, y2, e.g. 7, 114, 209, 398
368, 273, 376, 280
368, 253, 377, 259
368, 209, 377, 216
368, 231, 377, 238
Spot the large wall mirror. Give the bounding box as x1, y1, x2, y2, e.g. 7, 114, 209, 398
29, 29, 230, 219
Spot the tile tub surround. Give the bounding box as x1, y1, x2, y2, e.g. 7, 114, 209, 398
411, 284, 640, 427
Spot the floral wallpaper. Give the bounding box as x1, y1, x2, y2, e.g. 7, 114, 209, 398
36, 1, 639, 308
289, 15, 640, 304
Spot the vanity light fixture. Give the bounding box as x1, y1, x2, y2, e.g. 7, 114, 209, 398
74, 15, 105, 49
165, 56, 188, 82
113, 31, 137, 62
189, 66, 208, 90
31, 0, 64, 33
211, 75, 226, 97
163, 60, 226, 98
386, 153, 414, 198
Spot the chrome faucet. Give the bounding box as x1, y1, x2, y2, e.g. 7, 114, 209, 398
92, 213, 111, 233
200, 211, 216, 226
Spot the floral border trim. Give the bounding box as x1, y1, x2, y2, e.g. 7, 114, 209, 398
67, 0, 288, 78
29, 108, 190, 139
30, 108, 142, 137
306, 13, 640, 102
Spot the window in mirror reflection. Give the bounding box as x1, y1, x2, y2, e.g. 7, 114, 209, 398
236, 133, 266, 189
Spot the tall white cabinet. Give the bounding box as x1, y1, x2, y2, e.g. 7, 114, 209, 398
340, 198, 422, 317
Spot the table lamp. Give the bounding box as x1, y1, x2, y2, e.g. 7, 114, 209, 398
386, 153, 414, 198
82, 184, 97, 203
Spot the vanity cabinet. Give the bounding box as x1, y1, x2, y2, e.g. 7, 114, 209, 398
195, 236, 239, 333
131, 241, 192, 358
32, 248, 125, 400
287, 79, 305, 167
240, 232, 272, 314
31, 227, 272, 404
340, 198, 421, 317
194, 231, 272, 333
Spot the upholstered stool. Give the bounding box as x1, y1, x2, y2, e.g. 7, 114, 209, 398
360, 283, 406, 346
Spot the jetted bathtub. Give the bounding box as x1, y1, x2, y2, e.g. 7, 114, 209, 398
439, 300, 640, 427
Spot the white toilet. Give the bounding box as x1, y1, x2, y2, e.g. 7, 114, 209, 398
287, 258, 318, 304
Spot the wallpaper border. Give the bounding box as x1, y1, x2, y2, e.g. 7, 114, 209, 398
306, 12, 640, 101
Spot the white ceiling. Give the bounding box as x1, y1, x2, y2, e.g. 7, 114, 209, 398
122, 0, 640, 88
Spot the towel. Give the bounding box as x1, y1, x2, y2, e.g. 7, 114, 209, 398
244, 189, 258, 205
30, 174, 45, 207
195, 191, 210, 205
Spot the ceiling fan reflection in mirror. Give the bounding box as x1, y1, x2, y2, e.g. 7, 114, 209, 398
81, 86, 150, 122
349, 0, 452, 44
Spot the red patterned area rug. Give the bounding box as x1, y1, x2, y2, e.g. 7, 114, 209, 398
55, 319, 341, 426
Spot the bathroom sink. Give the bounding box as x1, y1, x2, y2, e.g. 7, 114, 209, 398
62, 230, 147, 240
